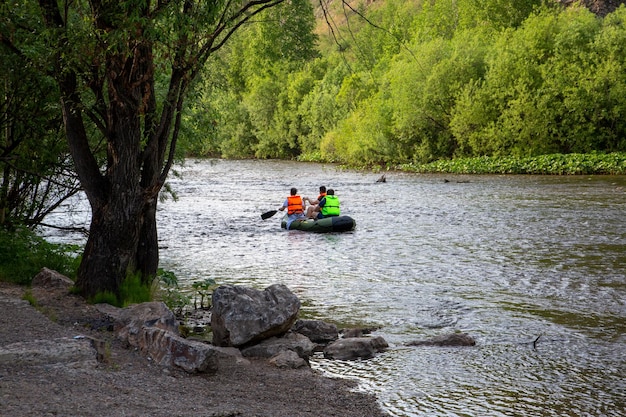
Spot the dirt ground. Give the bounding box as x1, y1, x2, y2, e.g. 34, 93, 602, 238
0, 282, 388, 417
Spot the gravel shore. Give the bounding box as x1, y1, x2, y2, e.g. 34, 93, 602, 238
0, 282, 388, 417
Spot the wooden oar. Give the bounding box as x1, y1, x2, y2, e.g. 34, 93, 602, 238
261, 210, 278, 220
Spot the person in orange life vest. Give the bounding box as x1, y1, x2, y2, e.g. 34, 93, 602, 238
304, 185, 326, 219
278, 187, 306, 221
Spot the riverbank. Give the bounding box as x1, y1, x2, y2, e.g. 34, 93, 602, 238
400, 152, 626, 175
299, 151, 626, 175
0, 281, 388, 417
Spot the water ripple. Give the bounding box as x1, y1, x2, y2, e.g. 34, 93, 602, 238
44, 160, 626, 417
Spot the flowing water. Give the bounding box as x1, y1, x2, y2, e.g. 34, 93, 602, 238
45, 159, 626, 416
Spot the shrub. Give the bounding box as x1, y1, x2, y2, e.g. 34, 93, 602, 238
0, 227, 80, 285
154, 269, 191, 316
401, 152, 626, 175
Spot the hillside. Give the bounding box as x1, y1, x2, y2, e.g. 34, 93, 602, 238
558, 0, 626, 16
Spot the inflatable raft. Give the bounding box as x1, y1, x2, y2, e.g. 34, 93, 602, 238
281, 215, 356, 233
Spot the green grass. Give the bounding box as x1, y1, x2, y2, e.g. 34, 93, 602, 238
21, 289, 37, 307
90, 273, 153, 307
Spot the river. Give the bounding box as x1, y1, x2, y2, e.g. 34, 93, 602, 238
45, 159, 626, 416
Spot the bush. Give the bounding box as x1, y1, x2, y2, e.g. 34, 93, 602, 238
0, 227, 80, 285
154, 269, 192, 316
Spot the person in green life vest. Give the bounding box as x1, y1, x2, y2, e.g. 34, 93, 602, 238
308, 188, 340, 219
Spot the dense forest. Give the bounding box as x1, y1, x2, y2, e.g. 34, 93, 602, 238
2, 0, 625, 232
179, 0, 626, 167
1, 0, 625, 297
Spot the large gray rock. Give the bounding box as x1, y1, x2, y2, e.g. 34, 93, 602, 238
323, 336, 388, 361
292, 319, 338, 344
135, 326, 218, 373
406, 332, 476, 347
240, 332, 315, 360
31, 268, 74, 289
97, 302, 218, 373
97, 301, 180, 339
268, 350, 308, 369
211, 284, 300, 347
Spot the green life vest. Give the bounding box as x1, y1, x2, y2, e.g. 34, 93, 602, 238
321, 195, 340, 216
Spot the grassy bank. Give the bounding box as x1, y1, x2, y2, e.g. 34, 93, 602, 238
398, 152, 626, 175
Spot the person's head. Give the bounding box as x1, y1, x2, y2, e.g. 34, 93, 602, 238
327, 189, 335, 195
319, 186, 326, 193
290, 187, 298, 196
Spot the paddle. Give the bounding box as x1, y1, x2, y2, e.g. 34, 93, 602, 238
261, 209, 278, 220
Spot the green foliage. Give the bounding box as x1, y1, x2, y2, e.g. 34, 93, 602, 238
11, 0, 619, 172
0, 23, 80, 228
321, 94, 394, 166
402, 152, 626, 175
154, 269, 191, 316
89, 271, 152, 307
191, 278, 218, 309
413, 0, 543, 41
90, 291, 119, 306
21, 290, 37, 307
450, 5, 626, 159
199, 1, 625, 171
178, 0, 319, 159
254, 0, 319, 63
157, 268, 178, 287
119, 273, 152, 306
153, 271, 219, 314
0, 227, 80, 285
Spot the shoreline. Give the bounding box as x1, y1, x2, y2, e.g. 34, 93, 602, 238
0, 281, 389, 417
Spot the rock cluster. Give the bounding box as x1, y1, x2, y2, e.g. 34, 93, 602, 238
209, 284, 389, 366
107, 281, 391, 372
8, 268, 477, 377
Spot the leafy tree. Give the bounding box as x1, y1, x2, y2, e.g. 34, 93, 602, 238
1, 0, 294, 299
451, 5, 626, 157
413, 0, 545, 41
321, 92, 394, 165
180, 0, 318, 160
0, 23, 80, 230
296, 60, 353, 157
384, 29, 490, 163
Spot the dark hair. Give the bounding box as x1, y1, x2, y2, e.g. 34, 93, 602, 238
327, 189, 335, 195
319, 186, 326, 193
290, 187, 298, 195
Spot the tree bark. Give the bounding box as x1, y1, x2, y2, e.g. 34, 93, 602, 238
136, 200, 159, 284
76, 197, 143, 297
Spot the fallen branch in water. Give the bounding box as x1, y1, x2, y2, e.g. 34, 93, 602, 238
533, 335, 541, 349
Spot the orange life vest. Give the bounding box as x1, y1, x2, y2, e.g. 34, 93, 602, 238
316, 192, 327, 202
287, 195, 303, 215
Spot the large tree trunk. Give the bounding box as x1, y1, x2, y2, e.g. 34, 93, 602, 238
73, 92, 146, 297
76, 196, 144, 297
66, 33, 152, 298
136, 200, 159, 284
